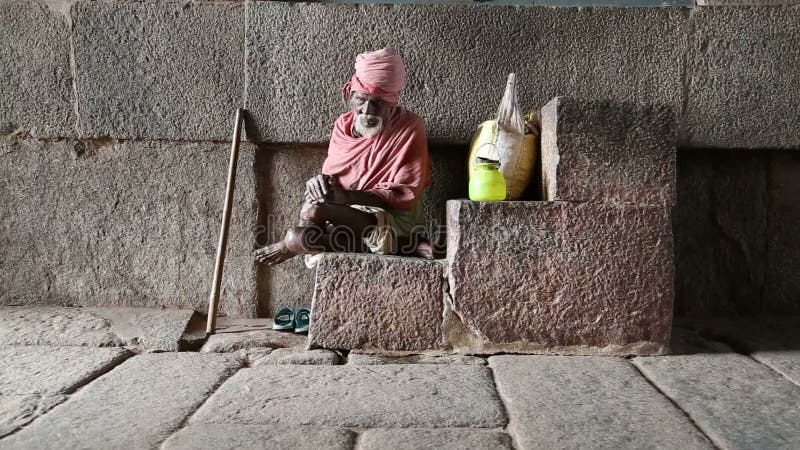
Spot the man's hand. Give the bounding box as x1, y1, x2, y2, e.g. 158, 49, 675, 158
305, 174, 349, 205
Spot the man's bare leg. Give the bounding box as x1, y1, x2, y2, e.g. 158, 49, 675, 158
254, 202, 377, 265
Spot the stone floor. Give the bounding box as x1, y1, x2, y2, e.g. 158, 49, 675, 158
0, 307, 798, 450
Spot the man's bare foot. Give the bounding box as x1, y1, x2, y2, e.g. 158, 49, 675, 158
412, 240, 436, 260
253, 241, 297, 265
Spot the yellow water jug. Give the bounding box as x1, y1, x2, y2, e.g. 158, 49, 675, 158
468, 119, 537, 200
469, 160, 506, 202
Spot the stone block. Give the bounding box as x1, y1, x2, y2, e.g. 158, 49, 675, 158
633, 353, 800, 448
201, 318, 308, 352
245, 3, 685, 143
765, 153, 800, 313
251, 348, 342, 366
0, 346, 130, 395
446, 200, 673, 355
308, 254, 445, 351
347, 351, 486, 365
672, 151, 769, 317
0, 306, 195, 352
72, 2, 244, 140
540, 97, 676, 206
0, 139, 258, 317
686, 7, 800, 149
0, 394, 65, 438
2, 354, 242, 450
0, 2, 74, 137
360, 429, 514, 450
490, 356, 713, 449
162, 424, 355, 450
191, 365, 506, 428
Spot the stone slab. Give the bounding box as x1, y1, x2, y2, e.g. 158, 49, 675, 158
446, 200, 673, 354
0, 394, 65, 439
2, 353, 242, 450
0, 346, 130, 395
309, 254, 445, 351
245, 3, 685, 143
72, 1, 244, 140
490, 356, 713, 450
0, 2, 74, 137
685, 7, 800, 149
201, 318, 308, 352
634, 353, 800, 449
360, 429, 513, 450
191, 365, 506, 428
0, 306, 195, 352
0, 139, 258, 317
540, 97, 676, 206
672, 151, 769, 317
347, 351, 486, 365
251, 347, 341, 365
162, 424, 355, 450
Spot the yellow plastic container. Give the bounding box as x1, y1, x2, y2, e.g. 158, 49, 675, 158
469, 162, 507, 202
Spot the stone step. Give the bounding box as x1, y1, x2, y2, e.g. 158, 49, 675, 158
540, 96, 676, 206
308, 253, 446, 352
446, 199, 673, 355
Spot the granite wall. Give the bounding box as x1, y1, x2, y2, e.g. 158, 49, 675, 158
1, 1, 798, 316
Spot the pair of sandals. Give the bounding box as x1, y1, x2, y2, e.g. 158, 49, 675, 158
272, 307, 311, 333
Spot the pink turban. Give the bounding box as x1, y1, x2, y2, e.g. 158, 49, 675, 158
342, 48, 406, 106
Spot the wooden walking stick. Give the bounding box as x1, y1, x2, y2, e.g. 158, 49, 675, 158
206, 108, 245, 335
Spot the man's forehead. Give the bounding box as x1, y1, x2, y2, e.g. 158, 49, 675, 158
352, 92, 387, 102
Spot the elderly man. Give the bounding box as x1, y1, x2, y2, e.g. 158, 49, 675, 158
254, 48, 432, 266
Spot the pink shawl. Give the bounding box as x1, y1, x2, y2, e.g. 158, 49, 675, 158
322, 107, 430, 212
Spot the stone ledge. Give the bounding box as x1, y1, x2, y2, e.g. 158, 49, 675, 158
308, 253, 445, 351
446, 200, 673, 355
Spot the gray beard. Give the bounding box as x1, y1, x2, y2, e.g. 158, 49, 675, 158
354, 114, 383, 138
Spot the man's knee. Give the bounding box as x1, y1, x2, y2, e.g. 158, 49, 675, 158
300, 202, 326, 223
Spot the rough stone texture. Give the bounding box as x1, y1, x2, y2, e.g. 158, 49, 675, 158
309, 254, 445, 351
446, 200, 673, 354
0, 346, 130, 395
686, 7, 800, 149
347, 351, 486, 365
191, 365, 506, 428
0, 2, 73, 137
162, 424, 355, 450
201, 318, 308, 352
490, 356, 712, 450
251, 347, 342, 366
540, 97, 676, 206
72, 1, 244, 140
765, 153, 800, 313
0, 139, 258, 317
673, 151, 769, 317
634, 353, 800, 449
0, 306, 195, 352
0, 306, 121, 347
360, 429, 513, 450
255, 144, 465, 316
2, 353, 242, 450
246, 3, 685, 143
0, 394, 65, 438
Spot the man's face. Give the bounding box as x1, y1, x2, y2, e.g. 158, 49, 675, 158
350, 92, 392, 137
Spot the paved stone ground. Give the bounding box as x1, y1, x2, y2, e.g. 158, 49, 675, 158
0, 308, 797, 449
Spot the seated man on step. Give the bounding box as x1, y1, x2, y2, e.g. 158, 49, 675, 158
254, 48, 432, 266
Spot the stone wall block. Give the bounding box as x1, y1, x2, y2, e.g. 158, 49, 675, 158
309, 254, 445, 351
246, 2, 685, 143
0, 139, 258, 317
72, 2, 244, 140
686, 7, 800, 149
446, 200, 673, 355
0, 2, 74, 137
541, 97, 676, 206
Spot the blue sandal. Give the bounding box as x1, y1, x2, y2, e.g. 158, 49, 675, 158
272, 307, 295, 331
294, 308, 311, 334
